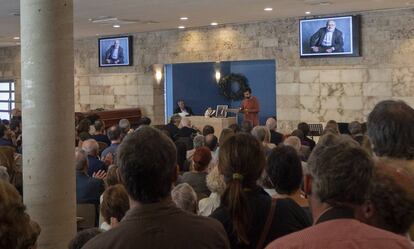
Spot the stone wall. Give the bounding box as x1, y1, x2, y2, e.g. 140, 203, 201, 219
2, 8, 414, 132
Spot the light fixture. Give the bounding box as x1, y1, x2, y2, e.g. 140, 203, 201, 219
113, 24, 120, 28
180, 17, 188, 20
215, 71, 221, 82
210, 22, 218, 26
305, 11, 311, 15
178, 25, 185, 29
264, 7, 273, 11
155, 69, 163, 82
13, 36, 20, 40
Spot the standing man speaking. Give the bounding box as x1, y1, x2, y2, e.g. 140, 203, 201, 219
240, 88, 260, 126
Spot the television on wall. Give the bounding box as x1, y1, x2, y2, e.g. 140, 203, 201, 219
99, 35, 133, 67
299, 15, 361, 58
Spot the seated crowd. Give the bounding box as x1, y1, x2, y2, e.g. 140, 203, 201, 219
1, 100, 414, 249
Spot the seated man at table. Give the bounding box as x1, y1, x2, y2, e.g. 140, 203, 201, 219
174, 100, 194, 117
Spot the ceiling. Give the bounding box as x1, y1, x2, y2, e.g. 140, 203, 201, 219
0, 0, 413, 47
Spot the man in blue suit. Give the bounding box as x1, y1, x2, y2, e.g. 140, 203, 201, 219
75, 148, 105, 206
82, 139, 106, 177
310, 20, 344, 53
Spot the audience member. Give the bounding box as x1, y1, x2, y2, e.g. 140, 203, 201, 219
101, 125, 122, 160
218, 128, 234, 147
68, 228, 103, 249
82, 139, 106, 177
367, 100, 414, 160
165, 114, 181, 140
171, 183, 198, 214
265, 135, 413, 249
91, 120, 110, 146
362, 158, 414, 237
100, 184, 130, 231
175, 139, 190, 172
323, 119, 340, 135
266, 118, 284, 145
210, 133, 311, 249
348, 121, 366, 146
180, 146, 212, 200
205, 134, 218, 152
0, 124, 14, 147
251, 126, 276, 157
119, 119, 133, 138
240, 120, 253, 133
228, 123, 240, 133
186, 134, 205, 161
136, 116, 151, 128
0, 180, 40, 249
75, 148, 105, 207
266, 146, 310, 217
297, 122, 316, 151
82, 126, 230, 249
177, 117, 198, 139
77, 118, 92, 141
104, 164, 121, 188
202, 125, 215, 136
290, 130, 311, 161
199, 166, 226, 216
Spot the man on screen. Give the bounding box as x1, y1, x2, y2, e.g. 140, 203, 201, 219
240, 88, 260, 127
105, 40, 124, 64
310, 20, 344, 53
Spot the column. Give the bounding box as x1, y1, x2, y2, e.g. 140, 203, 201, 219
21, 1, 76, 248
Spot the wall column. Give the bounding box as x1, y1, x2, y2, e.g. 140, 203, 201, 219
21, 1, 76, 248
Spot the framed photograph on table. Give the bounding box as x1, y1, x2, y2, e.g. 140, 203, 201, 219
216, 105, 228, 118
99, 35, 133, 67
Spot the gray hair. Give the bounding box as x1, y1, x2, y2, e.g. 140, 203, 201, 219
119, 119, 131, 130
251, 126, 270, 143
81, 139, 99, 156
170, 114, 182, 125
307, 134, 374, 206
171, 183, 197, 214
265, 118, 277, 131
0, 166, 9, 181
348, 121, 362, 135
193, 135, 205, 149
75, 148, 88, 171
284, 136, 301, 153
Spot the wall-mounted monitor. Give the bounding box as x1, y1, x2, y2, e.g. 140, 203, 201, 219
300, 15, 361, 58
99, 35, 133, 67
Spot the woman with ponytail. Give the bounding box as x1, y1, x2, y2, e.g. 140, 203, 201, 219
210, 133, 311, 249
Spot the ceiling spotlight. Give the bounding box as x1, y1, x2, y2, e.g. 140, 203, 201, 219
264, 7, 273, 11
13, 36, 20, 40
178, 26, 185, 29
113, 24, 121, 28
210, 22, 218, 26
180, 17, 188, 20
305, 11, 311, 15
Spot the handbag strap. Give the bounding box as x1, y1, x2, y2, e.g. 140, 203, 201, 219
255, 198, 277, 249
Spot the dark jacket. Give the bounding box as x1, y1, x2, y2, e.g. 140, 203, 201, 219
310, 28, 344, 52
165, 123, 180, 140
270, 130, 284, 145
86, 155, 106, 177
210, 188, 311, 249
177, 126, 197, 139
76, 171, 104, 205
91, 134, 111, 146
104, 45, 124, 64
174, 106, 194, 116
83, 200, 230, 249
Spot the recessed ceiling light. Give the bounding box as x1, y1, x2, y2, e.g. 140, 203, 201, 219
13, 36, 20, 40
264, 7, 273, 11
305, 11, 311, 15
178, 26, 185, 29
210, 22, 218, 26
180, 17, 188, 20
113, 24, 120, 28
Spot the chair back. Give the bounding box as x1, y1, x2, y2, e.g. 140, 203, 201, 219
77, 203, 96, 230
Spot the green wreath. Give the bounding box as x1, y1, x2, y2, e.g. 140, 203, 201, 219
217, 73, 250, 101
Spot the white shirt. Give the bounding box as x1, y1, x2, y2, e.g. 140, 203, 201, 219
111, 47, 119, 59
322, 31, 334, 47
198, 192, 221, 216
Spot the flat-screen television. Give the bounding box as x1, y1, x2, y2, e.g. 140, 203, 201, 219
300, 15, 361, 58
99, 35, 133, 67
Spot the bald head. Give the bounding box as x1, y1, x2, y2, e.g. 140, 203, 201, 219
82, 139, 99, 156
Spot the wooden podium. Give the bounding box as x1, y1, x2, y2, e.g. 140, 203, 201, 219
187, 116, 237, 136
